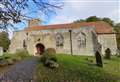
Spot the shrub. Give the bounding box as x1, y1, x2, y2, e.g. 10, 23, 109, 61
116, 49, 120, 57
104, 48, 111, 59
41, 48, 57, 62
6, 59, 14, 65
0, 59, 8, 66
0, 50, 30, 67
15, 50, 29, 59
46, 48, 56, 54
12, 56, 22, 62
0, 57, 14, 66
44, 59, 59, 68
95, 51, 103, 67
0, 53, 15, 67
40, 48, 58, 68
117, 54, 120, 57
1, 53, 13, 59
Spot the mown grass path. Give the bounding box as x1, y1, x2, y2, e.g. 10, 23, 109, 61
0, 57, 38, 82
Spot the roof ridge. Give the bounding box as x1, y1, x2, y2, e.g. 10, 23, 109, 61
24, 21, 114, 34
26, 21, 109, 28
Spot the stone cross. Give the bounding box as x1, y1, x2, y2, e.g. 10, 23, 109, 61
0, 47, 3, 56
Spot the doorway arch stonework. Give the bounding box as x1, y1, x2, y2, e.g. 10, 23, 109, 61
35, 43, 45, 56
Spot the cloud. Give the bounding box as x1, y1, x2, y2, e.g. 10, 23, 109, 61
119, 0, 120, 22
48, 0, 119, 24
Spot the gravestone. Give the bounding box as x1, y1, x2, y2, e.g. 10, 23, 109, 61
0, 47, 3, 56
95, 51, 103, 67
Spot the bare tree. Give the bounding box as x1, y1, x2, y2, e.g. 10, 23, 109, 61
0, 0, 63, 30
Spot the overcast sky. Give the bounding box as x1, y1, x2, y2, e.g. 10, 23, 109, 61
47, 0, 120, 24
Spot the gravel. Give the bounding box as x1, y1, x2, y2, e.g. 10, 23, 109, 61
0, 57, 38, 82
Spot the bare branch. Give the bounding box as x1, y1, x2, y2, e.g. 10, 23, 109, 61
0, 0, 63, 30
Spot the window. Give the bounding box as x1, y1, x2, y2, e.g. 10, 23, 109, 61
26, 33, 28, 36
23, 40, 27, 49
55, 33, 64, 47
77, 32, 86, 48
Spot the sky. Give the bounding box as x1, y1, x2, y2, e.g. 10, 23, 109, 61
2, 0, 120, 38
12, 0, 120, 30
48, 0, 120, 24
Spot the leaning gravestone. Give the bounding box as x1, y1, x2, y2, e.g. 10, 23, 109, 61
0, 47, 3, 56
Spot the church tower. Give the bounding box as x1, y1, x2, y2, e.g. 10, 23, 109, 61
28, 19, 41, 27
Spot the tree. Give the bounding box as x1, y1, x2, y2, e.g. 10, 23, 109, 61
74, 16, 101, 23
0, 0, 63, 30
0, 31, 10, 52
114, 23, 120, 48
73, 16, 114, 26
86, 16, 101, 22
102, 17, 114, 26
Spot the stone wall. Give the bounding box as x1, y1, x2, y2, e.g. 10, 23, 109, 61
9, 31, 27, 53
98, 34, 117, 55
9, 27, 117, 56
9, 27, 97, 56
72, 27, 96, 55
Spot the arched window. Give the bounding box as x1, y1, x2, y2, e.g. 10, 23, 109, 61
77, 32, 86, 48
55, 33, 64, 47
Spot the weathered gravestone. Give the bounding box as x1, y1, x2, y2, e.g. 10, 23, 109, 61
116, 49, 120, 57
95, 51, 103, 67
0, 47, 3, 56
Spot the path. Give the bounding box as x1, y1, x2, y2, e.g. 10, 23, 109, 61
0, 57, 38, 82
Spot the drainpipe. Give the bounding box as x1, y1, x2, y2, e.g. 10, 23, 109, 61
69, 30, 73, 55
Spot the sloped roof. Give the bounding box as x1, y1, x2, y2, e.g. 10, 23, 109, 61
24, 21, 114, 34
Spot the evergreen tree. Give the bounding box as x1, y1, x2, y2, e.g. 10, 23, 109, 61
0, 32, 10, 52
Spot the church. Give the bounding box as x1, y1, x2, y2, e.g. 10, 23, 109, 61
9, 19, 117, 56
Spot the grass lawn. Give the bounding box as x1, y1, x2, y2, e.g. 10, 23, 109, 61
36, 54, 120, 82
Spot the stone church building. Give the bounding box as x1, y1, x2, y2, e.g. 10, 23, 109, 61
9, 19, 117, 56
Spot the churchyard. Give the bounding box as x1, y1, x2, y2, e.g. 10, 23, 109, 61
0, 50, 119, 82
0, 0, 120, 81
36, 54, 120, 82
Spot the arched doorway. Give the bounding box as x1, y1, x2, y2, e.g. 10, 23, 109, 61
35, 43, 45, 55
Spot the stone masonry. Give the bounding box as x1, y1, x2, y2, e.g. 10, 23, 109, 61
9, 19, 117, 56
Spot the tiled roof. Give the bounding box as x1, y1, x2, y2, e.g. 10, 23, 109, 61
24, 21, 114, 34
